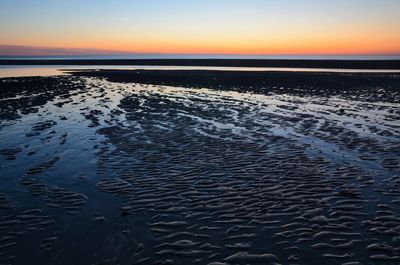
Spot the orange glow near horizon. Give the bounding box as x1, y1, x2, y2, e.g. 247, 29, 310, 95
19, 36, 397, 56
7, 30, 398, 56
3, 24, 400, 56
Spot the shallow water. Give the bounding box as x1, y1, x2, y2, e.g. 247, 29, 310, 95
0, 75, 399, 265
1, 65, 400, 78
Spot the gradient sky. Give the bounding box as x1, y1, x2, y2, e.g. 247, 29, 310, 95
1, 0, 400, 55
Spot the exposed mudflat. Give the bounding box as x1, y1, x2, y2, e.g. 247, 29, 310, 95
0, 71, 399, 265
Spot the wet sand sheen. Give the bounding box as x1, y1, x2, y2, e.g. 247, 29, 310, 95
0, 71, 399, 265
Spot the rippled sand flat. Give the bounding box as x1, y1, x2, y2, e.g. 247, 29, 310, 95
0, 72, 399, 265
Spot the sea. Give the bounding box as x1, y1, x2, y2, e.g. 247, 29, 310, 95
1, 54, 400, 78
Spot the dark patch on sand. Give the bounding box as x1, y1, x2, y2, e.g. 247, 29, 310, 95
0, 76, 87, 120
72, 70, 400, 103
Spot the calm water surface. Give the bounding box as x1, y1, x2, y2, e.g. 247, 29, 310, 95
1, 65, 400, 78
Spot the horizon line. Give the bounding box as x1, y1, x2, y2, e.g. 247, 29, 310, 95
1, 45, 400, 57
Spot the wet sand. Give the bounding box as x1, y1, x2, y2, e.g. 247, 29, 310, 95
72, 69, 400, 102
0, 70, 399, 265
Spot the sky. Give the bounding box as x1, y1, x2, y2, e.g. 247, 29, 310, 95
0, 0, 400, 56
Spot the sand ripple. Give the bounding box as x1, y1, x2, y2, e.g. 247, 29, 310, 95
0, 74, 399, 264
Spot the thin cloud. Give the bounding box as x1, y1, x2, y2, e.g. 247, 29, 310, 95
0, 45, 132, 56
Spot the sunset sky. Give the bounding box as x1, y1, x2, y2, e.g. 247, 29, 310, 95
1, 0, 400, 56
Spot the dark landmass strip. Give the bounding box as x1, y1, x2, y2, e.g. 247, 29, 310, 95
71, 69, 400, 103
1, 59, 400, 69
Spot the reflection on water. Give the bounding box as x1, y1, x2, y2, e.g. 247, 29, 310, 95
0, 74, 399, 264
1, 65, 400, 78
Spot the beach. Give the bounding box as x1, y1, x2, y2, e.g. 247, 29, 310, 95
0, 68, 399, 265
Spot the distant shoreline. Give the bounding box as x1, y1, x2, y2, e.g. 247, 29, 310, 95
1, 59, 400, 69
